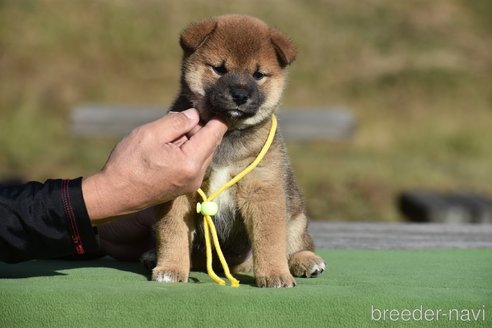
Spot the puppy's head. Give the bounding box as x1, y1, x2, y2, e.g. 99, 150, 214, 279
179, 15, 296, 129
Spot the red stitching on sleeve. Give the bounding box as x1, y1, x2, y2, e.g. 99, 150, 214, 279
61, 180, 85, 255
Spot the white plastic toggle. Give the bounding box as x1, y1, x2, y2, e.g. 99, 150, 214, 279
196, 201, 219, 216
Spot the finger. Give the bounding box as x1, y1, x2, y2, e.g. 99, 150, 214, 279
172, 135, 189, 147
198, 150, 216, 177
186, 121, 205, 139
181, 117, 228, 162
148, 108, 200, 142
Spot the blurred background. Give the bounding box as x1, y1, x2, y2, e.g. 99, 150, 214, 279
1, 0, 491, 222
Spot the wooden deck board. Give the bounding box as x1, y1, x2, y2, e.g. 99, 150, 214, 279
71, 105, 355, 141
309, 221, 492, 249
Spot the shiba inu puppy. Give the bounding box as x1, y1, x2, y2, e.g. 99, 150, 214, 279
150, 15, 325, 288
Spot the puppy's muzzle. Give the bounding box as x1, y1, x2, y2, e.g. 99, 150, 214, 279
230, 87, 249, 106
207, 72, 264, 120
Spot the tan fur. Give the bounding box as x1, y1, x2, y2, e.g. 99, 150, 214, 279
151, 15, 325, 288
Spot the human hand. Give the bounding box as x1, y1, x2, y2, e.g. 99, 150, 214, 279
82, 108, 228, 222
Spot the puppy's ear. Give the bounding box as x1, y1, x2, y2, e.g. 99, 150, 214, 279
270, 28, 296, 67
180, 19, 217, 55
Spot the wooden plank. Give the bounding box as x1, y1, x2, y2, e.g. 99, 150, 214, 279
308, 222, 492, 249
71, 105, 355, 141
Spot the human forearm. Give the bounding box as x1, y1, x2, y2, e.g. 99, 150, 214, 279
0, 178, 98, 262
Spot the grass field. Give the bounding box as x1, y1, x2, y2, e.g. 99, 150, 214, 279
1, 0, 491, 221
1, 249, 491, 327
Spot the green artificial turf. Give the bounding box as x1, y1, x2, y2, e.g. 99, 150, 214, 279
1, 249, 491, 327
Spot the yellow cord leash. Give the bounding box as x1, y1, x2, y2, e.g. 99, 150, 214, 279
196, 114, 278, 287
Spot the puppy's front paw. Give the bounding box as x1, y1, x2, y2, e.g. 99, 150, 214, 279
289, 250, 326, 278
255, 271, 296, 288
152, 266, 189, 283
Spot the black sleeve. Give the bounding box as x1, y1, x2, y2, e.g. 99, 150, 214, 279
0, 178, 99, 263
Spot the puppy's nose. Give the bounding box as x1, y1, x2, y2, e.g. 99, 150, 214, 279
230, 88, 249, 106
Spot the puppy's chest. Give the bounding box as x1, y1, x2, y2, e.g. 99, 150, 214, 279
205, 166, 237, 218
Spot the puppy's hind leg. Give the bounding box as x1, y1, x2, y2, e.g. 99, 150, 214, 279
140, 248, 157, 273
289, 250, 326, 278
287, 213, 326, 278
231, 254, 253, 274
152, 195, 194, 283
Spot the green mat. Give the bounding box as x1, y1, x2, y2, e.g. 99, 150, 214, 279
1, 249, 491, 327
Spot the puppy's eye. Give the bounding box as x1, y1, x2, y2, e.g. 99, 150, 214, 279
211, 64, 227, 76
253, 71, 266, 81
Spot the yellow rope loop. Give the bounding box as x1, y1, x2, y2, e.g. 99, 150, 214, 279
204, 215, 240, 287
203, 215, 226, 286
197, 188, 224, 285
195, 115, 277, 287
